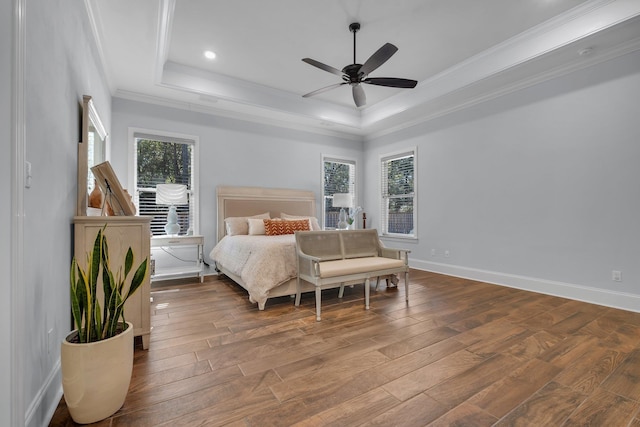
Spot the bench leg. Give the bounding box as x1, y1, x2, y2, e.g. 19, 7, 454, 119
405, 271, 409, 303
338, 283, 345, 298
374, 276, 381, 291
365, 278, 370, 310
315, 286, 322, 321
294, 277, 302, 306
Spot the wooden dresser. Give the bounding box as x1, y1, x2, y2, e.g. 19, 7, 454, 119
73, 216, 152, 349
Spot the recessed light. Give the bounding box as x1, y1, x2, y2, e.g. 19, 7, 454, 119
204, 50, 216, 60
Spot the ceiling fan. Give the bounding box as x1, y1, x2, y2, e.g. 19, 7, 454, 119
302, 22, 418, 107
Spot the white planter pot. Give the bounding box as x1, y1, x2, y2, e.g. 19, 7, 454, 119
61, 321, 134, 424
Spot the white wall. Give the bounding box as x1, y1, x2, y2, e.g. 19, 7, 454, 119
365, 50, 640, 312
2, 0, 14, 424
110, 98, 363, 258
20, 1, 112, 426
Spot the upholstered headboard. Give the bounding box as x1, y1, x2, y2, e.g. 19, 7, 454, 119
216, 186, 317, 242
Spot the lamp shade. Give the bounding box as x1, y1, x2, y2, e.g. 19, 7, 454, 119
156, 184, 188, 205
333, 193, 353, 208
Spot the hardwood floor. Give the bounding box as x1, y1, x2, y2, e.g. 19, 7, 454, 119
50, 270, 640, 426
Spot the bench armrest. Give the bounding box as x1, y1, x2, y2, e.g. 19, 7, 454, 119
296, 250, 323, 277
380, 247, 411, 265
297, 251, 322, 263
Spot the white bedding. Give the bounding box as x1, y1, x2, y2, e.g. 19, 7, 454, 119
210, 234, 298, 307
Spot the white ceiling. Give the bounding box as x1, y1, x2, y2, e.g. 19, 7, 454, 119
87, 0, 640, 138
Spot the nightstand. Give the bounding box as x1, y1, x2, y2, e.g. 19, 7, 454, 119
150, 235, 204, 282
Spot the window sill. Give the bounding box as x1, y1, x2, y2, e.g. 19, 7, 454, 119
379, 234, 418, 243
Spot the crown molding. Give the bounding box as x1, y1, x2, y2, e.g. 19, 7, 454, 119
364, 32, 640, 140
362, 0, 640, 137
84, 0, 115, 93
159, 61, 362, 129
154, 0, 175, 85
113, 90, 364, 141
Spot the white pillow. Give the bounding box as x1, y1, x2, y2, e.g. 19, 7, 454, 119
224, 212, 270, 236
280, 213, 321, 231
247, 218, 266, 235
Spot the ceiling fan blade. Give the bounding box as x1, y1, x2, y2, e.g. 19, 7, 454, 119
352, 84, 366, 107
363, 77, 418, 89
359, 43, 398, 77
302, 58, 344, 77
302, 82, 346, 98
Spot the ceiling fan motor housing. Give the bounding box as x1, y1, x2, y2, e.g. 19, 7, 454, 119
342, 63, 364, 82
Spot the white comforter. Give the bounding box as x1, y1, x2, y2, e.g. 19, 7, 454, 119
209, 235, 298, 307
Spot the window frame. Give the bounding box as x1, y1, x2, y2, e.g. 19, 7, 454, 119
128, 128, 199, 236
380, 147, 417, 239
321, 155, 357, 230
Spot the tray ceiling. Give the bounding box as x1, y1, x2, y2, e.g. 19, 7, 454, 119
87, 0, 640, 137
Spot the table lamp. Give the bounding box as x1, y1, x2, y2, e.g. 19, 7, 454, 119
156, 184, 188, 236
333, 193, 353, 230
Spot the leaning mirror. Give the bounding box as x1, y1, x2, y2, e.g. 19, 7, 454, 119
77, 95, 108, 215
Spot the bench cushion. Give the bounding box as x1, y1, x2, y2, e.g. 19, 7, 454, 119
318, 256, 406, 278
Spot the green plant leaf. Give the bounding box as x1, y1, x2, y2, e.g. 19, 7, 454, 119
124, 247, 133, 278
111, 292, 124, 337
106, 274, 120, 337
125, 259, 148, 302
87, 228, 104, 343
70, 260, 84, 342
93, 301, 102, 341
102, 260, 114, 330
89, 229, 101, 294
69, 223, 146, 343
76, 260, 90, 343
117, 266, 126, 297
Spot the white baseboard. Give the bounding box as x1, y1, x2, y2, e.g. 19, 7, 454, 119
26, 361, 62, 427
411, 259, 640, 313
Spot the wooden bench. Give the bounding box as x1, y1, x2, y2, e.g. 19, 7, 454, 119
294, 229, 410, 321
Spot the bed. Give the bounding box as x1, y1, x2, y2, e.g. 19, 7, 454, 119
210, 186, 318, 309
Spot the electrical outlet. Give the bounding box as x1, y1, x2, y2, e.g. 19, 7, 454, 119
612, 270, 622, 282
444, 250, 450, 258
431, 249, 436, 256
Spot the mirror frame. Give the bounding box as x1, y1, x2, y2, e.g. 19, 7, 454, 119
77, 95, 108, 215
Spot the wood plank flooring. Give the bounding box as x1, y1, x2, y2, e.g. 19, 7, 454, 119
50, 270, 640, 426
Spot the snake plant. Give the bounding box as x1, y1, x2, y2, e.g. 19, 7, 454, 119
69, 225, 148, 343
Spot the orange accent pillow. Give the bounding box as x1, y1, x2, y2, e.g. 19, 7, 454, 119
264, 219, 310, 236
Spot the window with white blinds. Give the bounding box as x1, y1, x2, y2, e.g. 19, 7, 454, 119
380, 149, 416, 237
322, 156, 356, 229
133, 132, 197, 236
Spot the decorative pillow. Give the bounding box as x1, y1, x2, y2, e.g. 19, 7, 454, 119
247, 218, 266, 235
225, 212, 270, 236
280, 213, 321, 231
264, 219, 310, 236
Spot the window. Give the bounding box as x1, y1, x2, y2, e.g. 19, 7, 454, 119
322, 156, 356, 229
132, 131, 198, 236
381, 148, 416, 237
